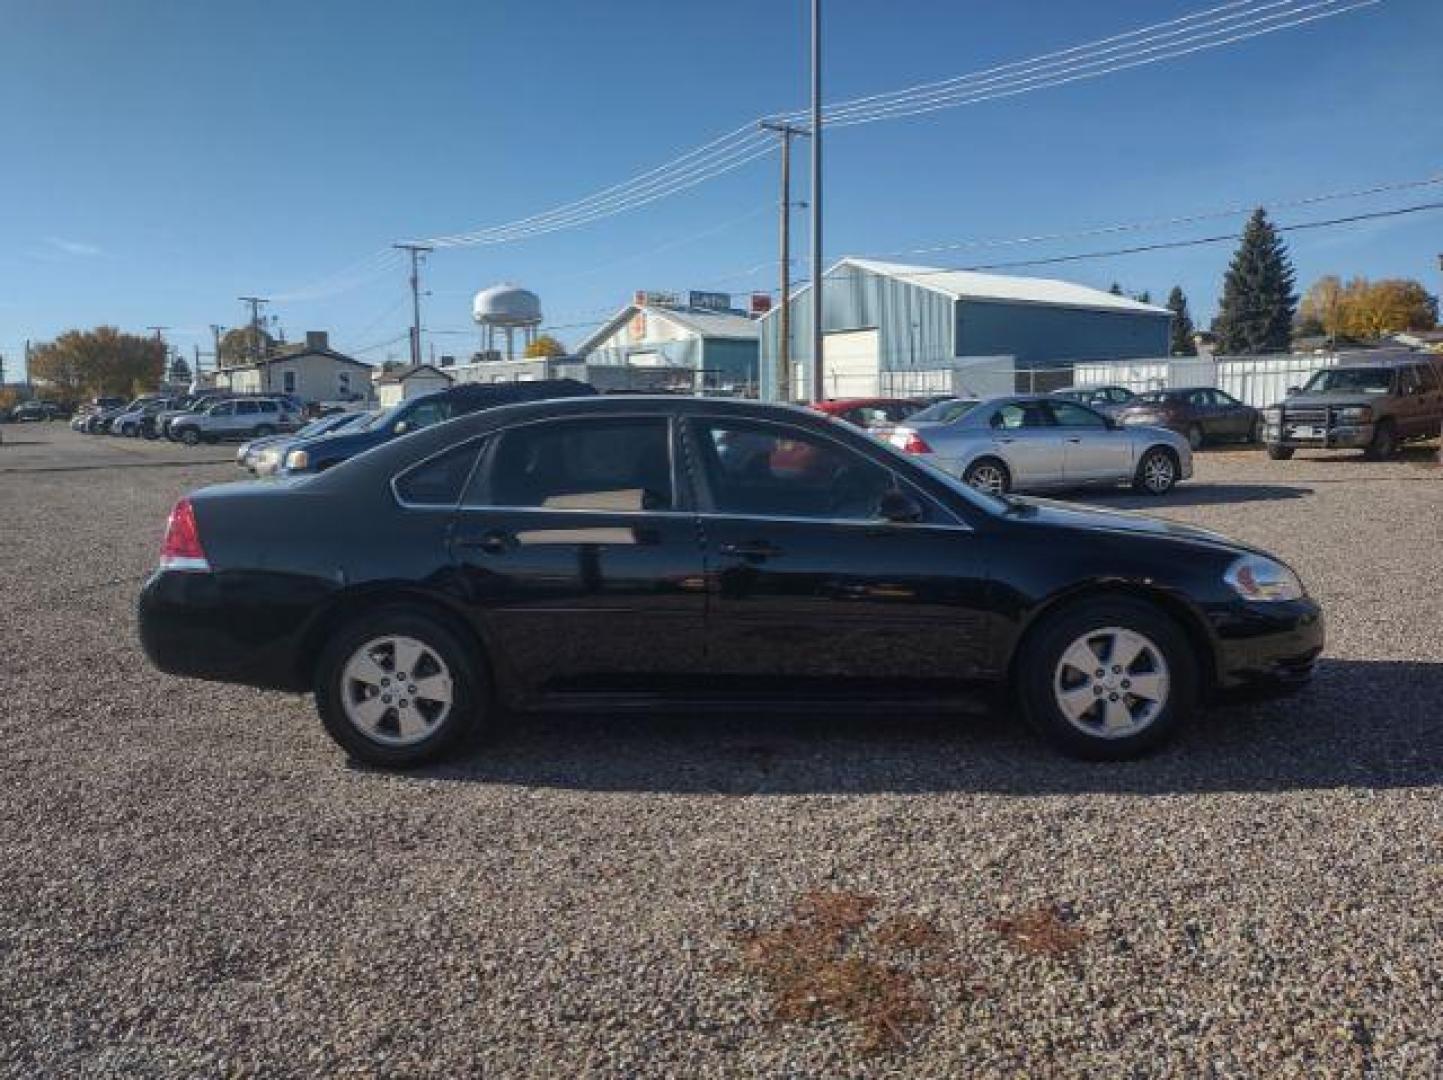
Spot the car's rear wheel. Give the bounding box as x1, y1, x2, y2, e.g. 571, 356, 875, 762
314, 608, 483, 767
963, 457, 1011, 496
1186, 424, 1204, 451
179, 427, 200, 446
1132, 446, 1178, 495
1266, 444, 1294, 460
1017, 598, 1197, 760
1364, 419, 1397, 460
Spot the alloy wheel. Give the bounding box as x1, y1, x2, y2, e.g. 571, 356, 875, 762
340, 635, 454, 747
966, 462, 1008, 495
1141, 451, 1175, 493
1052, 626, 1170, 739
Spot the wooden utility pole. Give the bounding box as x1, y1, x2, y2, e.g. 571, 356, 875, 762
394, 243, 433, 367
760, 120, 809, 403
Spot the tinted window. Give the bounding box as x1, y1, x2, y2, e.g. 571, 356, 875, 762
258, 400, 278, 413
1417, 364, 1440, 392
910, 399, 979, 423
1049, 401, 1108, 428
395, 441, 485, 506
991, 403, 1051, 429
236, 401, 259, 415
211, 403, 235, 416
1213, 390, 1242, 406
404, 401, 451, 431
480, 418, 673, 511
1303, 368, 1393, 394
697, 420, 892, 520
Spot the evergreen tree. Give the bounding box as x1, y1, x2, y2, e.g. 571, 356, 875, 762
1108, 282, 1124, 296
1166, 286, 1196, 356
1135, 290, 1152, 304
1213, 208, 1297, 354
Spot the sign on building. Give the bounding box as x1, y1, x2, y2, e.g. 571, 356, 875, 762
688, 290, 732, 313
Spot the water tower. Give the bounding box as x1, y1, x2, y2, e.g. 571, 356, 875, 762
472, 283, 542, 360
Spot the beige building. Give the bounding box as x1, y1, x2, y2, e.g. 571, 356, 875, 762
374, 364, 455, 407
218, 332, 373, 405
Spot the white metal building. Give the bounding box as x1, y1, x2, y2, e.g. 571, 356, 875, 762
374, 364, 455, 407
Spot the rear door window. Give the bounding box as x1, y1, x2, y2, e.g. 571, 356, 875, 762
394, 440, 487, 506
1048, 401, 1108, 428
236, 401, 259, 415
472, 418, 674, 512
991, 403, 1052, 429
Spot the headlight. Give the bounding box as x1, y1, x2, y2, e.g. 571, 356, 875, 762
1224, 555, 1304, 602
285, 449, 310, 471
1336, 406, 1372, 423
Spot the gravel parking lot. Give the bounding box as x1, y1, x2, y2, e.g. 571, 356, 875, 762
2, 425, 1440, 1077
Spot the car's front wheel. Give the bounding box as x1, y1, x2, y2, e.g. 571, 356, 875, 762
1364, 419, 1397, 460
178, 427, 201, 446
1017, 598, 1197, 760
1266, 444, 1294, 460
314, 608, 483, 767
1132, 447, 1178, 495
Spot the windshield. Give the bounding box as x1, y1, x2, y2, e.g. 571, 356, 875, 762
909, 398, 980, 424
1302, 368, 1393, 395
362, 404, 405, 431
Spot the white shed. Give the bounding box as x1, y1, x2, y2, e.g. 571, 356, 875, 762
375, 364, 455, 407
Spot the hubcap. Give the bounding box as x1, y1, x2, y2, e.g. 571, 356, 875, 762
1052, 626, 1170, 739
968, 464, 1006, 495
1143, 453, 1174, 492
340, 635, 454, 747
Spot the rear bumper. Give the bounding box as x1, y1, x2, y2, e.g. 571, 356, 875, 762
138, 570, 323, 692
1210, 597, 1324, 692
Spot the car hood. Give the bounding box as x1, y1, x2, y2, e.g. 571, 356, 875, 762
1001, 496, 1249, 550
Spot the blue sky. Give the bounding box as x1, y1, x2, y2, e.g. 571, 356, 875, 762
2, 0, 1440, 377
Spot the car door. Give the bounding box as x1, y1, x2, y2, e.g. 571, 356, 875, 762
1047, 400, 1132, 483
1397, 365, 1435, 438
448, 414, 706, 695
1414, 363, 1443, 437
207, 401, 237, 433
1183, 389, 1219, 438
1208, 389, 1252, 437
985, 401, 1068, 488
231, 400, 260, 436
685, 415, 994, 695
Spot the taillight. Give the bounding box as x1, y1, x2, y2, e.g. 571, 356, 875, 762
889, 427, 933, 454
160, 498, 210, 572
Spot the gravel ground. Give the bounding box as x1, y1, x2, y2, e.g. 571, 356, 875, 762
1, 426, 1440, 1077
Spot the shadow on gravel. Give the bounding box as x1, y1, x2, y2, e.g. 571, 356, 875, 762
407, 659, 1442, 796
1088, 483, 1313, 509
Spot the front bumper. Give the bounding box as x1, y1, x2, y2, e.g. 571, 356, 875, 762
1210, 596, 1324, 692
1265, 414, 1373, 449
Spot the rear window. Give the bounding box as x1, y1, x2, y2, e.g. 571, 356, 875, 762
476, 418, 673, 511
909, 399, 979, 423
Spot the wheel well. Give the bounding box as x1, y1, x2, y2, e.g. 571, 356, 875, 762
1006, 582, 1218, 696
966, 455, 1010, 478
295, 587, 494, 692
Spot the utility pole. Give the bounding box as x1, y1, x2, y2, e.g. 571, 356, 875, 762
760, 120, 809, 403
210, 324, 225, 376
809, 0, 824, 403
394, 243, 433, 367
239, 297, 269, 391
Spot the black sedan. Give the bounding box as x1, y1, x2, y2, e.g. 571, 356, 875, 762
138, 396, 1323, 766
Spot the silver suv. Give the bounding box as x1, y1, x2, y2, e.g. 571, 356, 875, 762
170, 398, 303, 445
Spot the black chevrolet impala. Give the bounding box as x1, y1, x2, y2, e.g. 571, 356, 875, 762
138, 396, 1323, 765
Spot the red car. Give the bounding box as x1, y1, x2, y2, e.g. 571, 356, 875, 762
812, 397, 928, 429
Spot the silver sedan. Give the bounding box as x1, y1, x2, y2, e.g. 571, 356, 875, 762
881, 395, 1193, 495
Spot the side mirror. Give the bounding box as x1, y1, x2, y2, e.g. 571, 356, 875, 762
878, 489, 924, 524
1286, 386, 1301, 396
393, 420, 409, 435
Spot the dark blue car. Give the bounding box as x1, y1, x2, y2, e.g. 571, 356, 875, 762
278, 379, 596, 475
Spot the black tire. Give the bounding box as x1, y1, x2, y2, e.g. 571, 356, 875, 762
253, 424, 275, 438
1244, 416, 1262, 444
123, 424, 138, 438
178, 427, 201, 446
1266, 444, 1294, 460
1015, 597, 1198, 760
1364, 420, 1397, 460
962, 456, 1011, 495
142, 427, 159, 441
1131, 446, 1179, 495
314, 607, 484, 767
1185, 424, 1204, 451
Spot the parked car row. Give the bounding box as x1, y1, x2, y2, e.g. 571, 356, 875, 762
70, 391, 310, 442
1, 399, 70, 422
139, 392, 1323, 768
